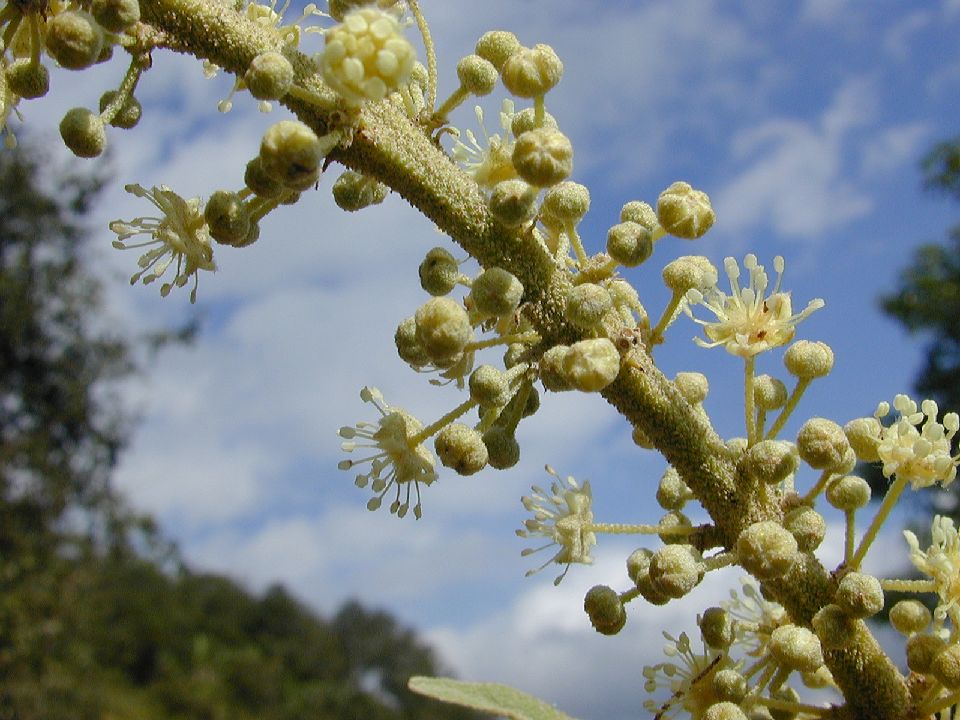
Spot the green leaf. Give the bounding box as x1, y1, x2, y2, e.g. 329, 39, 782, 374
408, 676, 579, 720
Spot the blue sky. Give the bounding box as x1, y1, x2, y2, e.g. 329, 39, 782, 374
26, 1, 960, 718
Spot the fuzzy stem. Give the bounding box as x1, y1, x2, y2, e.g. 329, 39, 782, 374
406, 0, 437, 112
849, 474, 909, 571
766, 378, 812, 439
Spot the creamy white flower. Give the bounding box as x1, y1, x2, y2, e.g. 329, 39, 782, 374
516, 466, 595, 584
685, 254, 824, 358
905, 515, 960, 628
109, 184, 215, 303
722, 578, 789, 658
642, 631, 729, 719
875, 395, 960, 489
338, 386, 437, 519
450, 100, 519, 189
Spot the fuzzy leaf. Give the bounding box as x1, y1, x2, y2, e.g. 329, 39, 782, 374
408, 676, 579, 720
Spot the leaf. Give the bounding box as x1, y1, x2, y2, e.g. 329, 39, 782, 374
408, 676, 580, 720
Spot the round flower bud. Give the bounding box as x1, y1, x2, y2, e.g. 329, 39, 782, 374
489, 179, 538, 227
769, 688, 801, 720
482, 426, 520, 469
469, 365, 509, 407
607, 221, 653, 267
769, 624, 823, 673
796, 418, 850, 471
539, 345, 572, 391
59, 108, 106, 158
562, 338, 620, 392
632, 425, 655, 449
835, 572, 883, 619
782, 505, 825, 552
500, 43, 563, 98
620, 200, 659, 231
662, 255, 718, 294
671, 373, 708, 406
801, 667, 834, 690
564, 283, 612, 330
259, 120, 329, 191
475, 30, 521, 71
415, 296, 472, 362
204, 190, 251, 246
418, 247, 460, 296
825, 475, 871, 511
584, 584, 625, 635
703, 702, 748, 720
98, 89, 142, 129
321, 7, 416, 105
91, 0, 140, 33
890, 600, 931, 635
503, 342, 529, 369
933, 644, 960, 689
754, 374, 788, 411
512, 127, 573, 187
699, 607, 734, 649
5, 59, 49, 99
456, 54, 498, 96
658, 510, 692, 545
635, 572, 671, 606
656, 181, 715, 240
656, 466, 691, 511
469, 267, 523, 317
784, 340, 834, 380
743, 440, 798, 486
434, 423, 487, 476
510, 106, 558, 137
907, 633, 945, 674
45, 11, 104, 70
844, 417, 882, 463
395, 316, 429, 367
245, 51, 295, 100
522, 387, 540, 417
713, 670, 748, 704
737, 521, 798, 580
812, 605, 857, 650
332, 170, 388, 212
541, 181, 590, 224
244, 157, 284, 198
649, 544, 703, 599
626, 548, 654, 585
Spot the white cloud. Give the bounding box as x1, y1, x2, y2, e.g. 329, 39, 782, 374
859, 122, 931, 177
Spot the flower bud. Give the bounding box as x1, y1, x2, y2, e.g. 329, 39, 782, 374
784, 340, 834, 379
564, 283, 612, 330
620, 200, 659, 231
606, 221, 653, 267
541, 181, 590, 224
434, 423, 488, 475
825, 475, 871, 511
332, 170, 388, 211
244, 157, 285, 199
395, 316, 429, 367
92, 0, 140, 32
743, 440, 798, 486
204, 190, 251, 246
6, 60, 49, 99
415, 296, 472, 362
844, 417, 882, 463
835, 572, 883, 619
933, 644, 960, 689
98, 89, 142, 128
754, 374, 788, 411
890, 600, 931, 635
475, 30, 521, 71
662, 255, 718, 294
510, 106, 558, 137
907, 633, 945, 674
812, 605, 857, 650
796, 418, 850, 471
503, 342, 529, 369
699, 607, 734, 649
703, 702, 748, 720
469, 267, 523, 317
512, 127, 573, 187
656, 181, 715, 239
737, 521, 798, 580
259, 120, 330, 190
658, 510, 693, 545
522, 386, 540, 417
583, 584, 626, 635
482, 426, 520, 469
562, 338, 620, 392
46, 11, 104, 70
539, 345, 572, 391
770, 625, 823, 673
782, 505, 825, 552
626, 548, 654, 585
712, 670, 747, 704
632, 425, 655, 449
457, 53, 498, 95
469, 365, 509, 407
418, 247, 460, 296
649, 544, 703, 599
656, 466, 691, 511
501, 43, 563, 98
488, 179, 538, 226
245, 51, 295, 100
59, 108, 106, 158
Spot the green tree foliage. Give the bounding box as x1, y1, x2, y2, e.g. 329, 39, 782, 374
0, 146, 478, 719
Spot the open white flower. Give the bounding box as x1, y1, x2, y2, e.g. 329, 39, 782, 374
905, 515, 960, 627
109, 184, 216, 303
685, 254, 824, 358
516, 466, 595, 584
450, 100, 518, 189
642, 631, 730, 719
875, 395, 960, 489
338, 386, 438, 519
